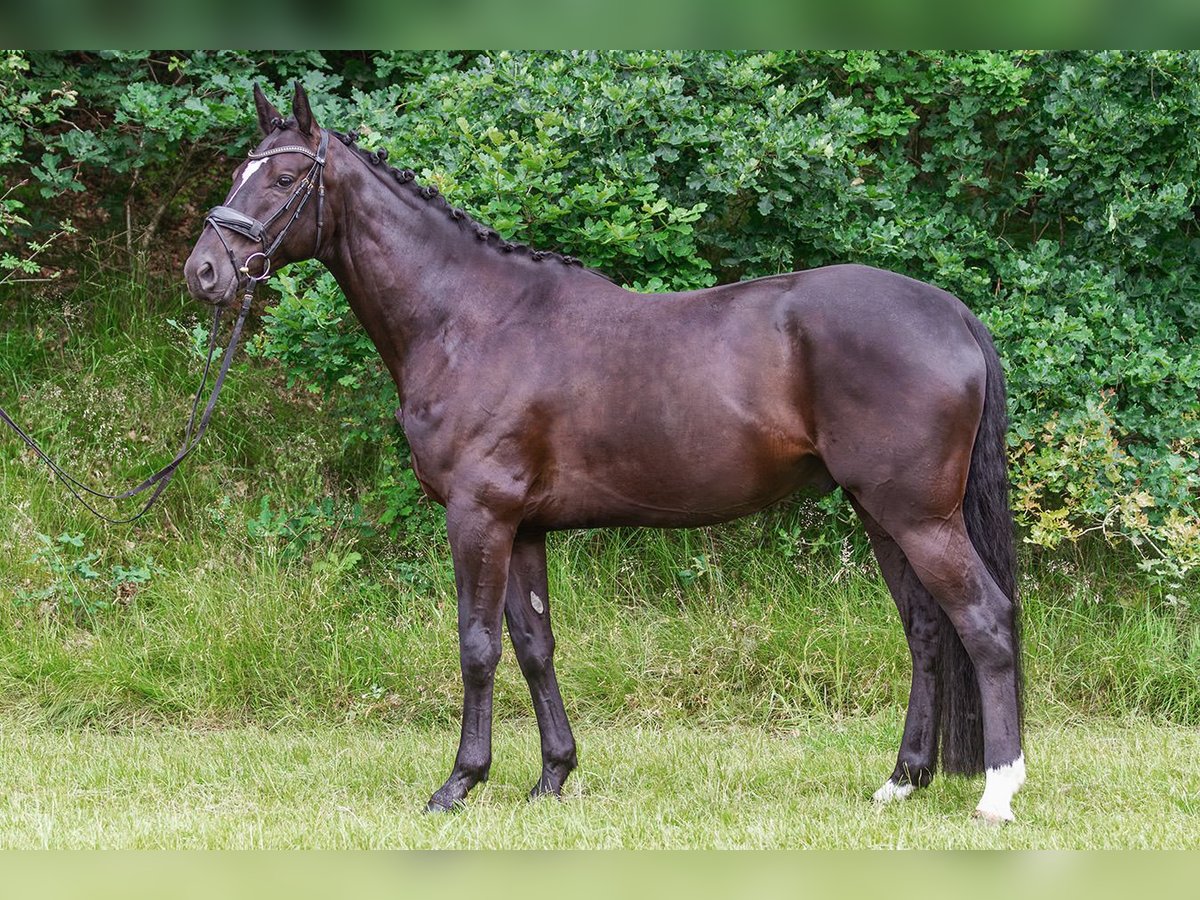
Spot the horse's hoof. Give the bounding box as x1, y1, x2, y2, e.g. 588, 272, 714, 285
873, 780, 915, 804
527, 783, 563, 803
424, 797, 460, 814
972, 807, 1014, 826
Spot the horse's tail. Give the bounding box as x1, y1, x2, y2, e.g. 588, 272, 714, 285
936, 313, 1022, 776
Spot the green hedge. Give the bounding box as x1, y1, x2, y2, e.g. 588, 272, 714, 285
4, 51, 1199, 584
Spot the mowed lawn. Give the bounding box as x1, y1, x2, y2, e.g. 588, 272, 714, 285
0, 715, 1195, 848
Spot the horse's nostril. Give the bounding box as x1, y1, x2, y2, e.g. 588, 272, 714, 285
197, 260, 216, 290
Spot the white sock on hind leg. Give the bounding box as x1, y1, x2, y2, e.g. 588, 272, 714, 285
873, 780, 916, 804
975, 754, 1026, 821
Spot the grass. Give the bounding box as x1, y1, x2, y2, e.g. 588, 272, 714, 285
2, 273, 1199, 848
1, 522, 1197, 732
1, 479, 1196, 733
0, 714, 1196, 848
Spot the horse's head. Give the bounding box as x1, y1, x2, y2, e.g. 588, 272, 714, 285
185, 83, 331, 306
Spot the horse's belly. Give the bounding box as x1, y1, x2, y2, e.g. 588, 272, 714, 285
530, 448, 833, 530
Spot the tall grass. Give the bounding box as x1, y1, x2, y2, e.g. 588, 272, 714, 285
1, 275, 1197, 732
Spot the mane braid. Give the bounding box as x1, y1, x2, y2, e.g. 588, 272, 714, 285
330, 129, 603, 277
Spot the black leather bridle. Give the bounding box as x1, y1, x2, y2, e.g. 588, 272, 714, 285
204, 128, 329, 284
0, 129, 330, 524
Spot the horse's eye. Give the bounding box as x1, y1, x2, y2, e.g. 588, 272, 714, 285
277, 174, 295, 187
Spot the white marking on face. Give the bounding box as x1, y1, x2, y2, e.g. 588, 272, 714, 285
873, 780, 915, 804
975, 753, 1026, 822
530, 591, 544, 614
229, 158, 267, 200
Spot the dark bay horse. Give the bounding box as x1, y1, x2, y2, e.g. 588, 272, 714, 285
185, 85, 1025, 822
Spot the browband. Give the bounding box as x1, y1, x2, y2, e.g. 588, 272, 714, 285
248, 142, 326, 163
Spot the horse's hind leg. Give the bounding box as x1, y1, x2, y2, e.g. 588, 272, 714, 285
851, 500, 941, 803
503, 529, 578, 799
872, 507, 1024, 822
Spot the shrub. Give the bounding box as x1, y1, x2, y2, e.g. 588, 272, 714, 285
5, 51, 1199, 588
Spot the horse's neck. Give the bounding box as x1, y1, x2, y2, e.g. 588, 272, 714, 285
320, 172, 538, 402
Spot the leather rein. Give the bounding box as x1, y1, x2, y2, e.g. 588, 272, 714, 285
0, 129, 329, 524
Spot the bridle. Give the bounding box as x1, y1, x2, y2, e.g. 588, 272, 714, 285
204, 128, 329, 285
0, 128, 330, 524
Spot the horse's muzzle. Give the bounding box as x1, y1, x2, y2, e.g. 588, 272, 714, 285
184, 247, 237, 307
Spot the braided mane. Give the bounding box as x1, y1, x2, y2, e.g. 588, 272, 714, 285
275, 121, 597, 273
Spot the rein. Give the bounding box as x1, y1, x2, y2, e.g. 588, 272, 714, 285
0, 287, 256, 524
0, 129, 329, 525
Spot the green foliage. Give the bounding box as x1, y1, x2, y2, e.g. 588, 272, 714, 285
0, 51, 450, 266
4, 51, 1200, 582
243, 495, 376, 561
0, 54, 78, 285
3, 51, 351, 192
0, 193, 75, 286
14, 531, 156, 623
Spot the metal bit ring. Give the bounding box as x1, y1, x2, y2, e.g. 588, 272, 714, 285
239, 252, 272, 282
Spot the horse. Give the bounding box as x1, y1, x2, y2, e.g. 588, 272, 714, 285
184, 84, 1025, 823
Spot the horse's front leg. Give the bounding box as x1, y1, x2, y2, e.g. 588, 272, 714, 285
504, 529, 577, 799
426, 501, 518, 812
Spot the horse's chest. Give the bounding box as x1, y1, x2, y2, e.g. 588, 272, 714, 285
396, 405, 452, 506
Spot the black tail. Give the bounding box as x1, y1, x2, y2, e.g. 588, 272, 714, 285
936, 313, 1022, 776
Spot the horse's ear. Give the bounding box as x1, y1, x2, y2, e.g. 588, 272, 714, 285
253, 84, 281, 136
292, 81, 317, 136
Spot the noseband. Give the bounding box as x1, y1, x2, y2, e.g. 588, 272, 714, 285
204, 128, 329, 282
